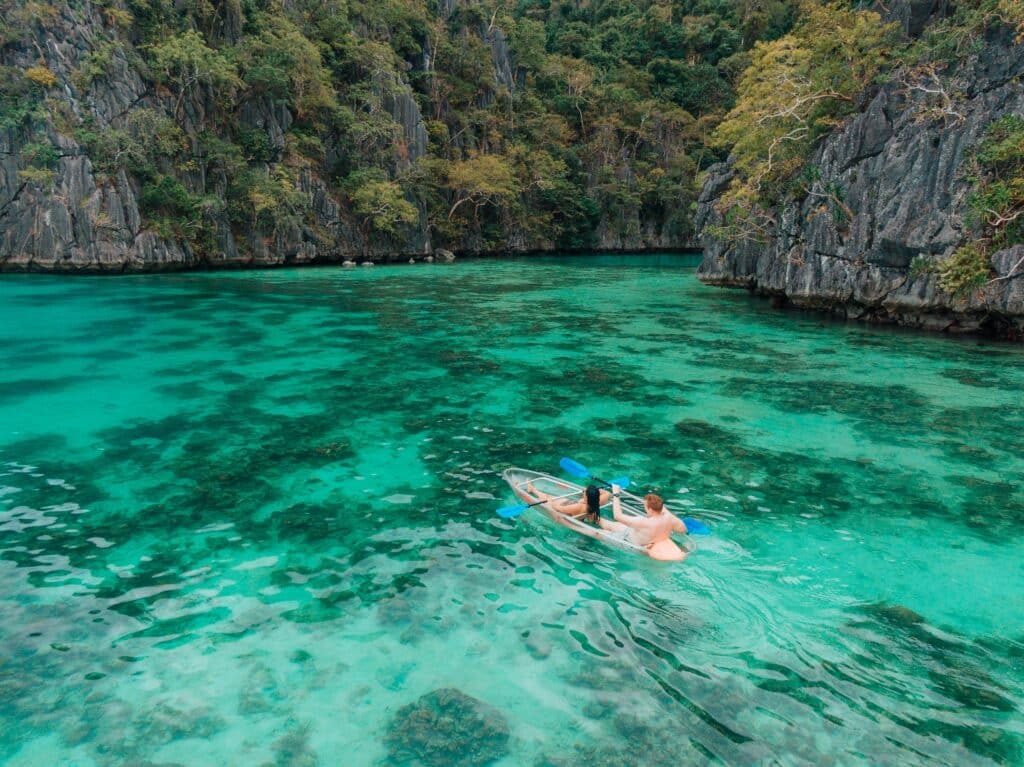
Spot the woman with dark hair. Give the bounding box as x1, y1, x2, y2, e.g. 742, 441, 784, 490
525, 482, 610, 525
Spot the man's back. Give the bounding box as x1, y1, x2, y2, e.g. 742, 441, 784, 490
606, 486, 689, 561
629, 511, 682, 546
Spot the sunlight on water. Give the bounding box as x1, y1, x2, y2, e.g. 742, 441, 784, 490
0, 258, 1022, 766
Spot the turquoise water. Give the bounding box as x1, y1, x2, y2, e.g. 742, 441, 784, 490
1, 258, 1023, 766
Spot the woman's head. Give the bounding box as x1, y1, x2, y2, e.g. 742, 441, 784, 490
584, 484, 601, 523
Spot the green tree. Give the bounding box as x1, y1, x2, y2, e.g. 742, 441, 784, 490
349, 177, 419, 239
710, 2, 898, 239
236, 16, 336, 120
445, 153, 520, 223
149, 29, 240, 117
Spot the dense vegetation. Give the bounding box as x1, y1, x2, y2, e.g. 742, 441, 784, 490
708, 0, 1024, 293
709, 1, 899, 240
0, 0, 799, 255
934, 115, 1024, 293
0, 0, 1021, 267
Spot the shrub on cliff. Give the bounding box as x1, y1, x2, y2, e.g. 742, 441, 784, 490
936, 115, 1024, 294
347, 172, 419, 239
149, 29, 241, 118
710, 1, 900, 242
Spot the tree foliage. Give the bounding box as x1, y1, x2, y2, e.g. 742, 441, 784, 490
149, 29, 240, 115
348, 175, 419, 237
91, 0, 793, 252
446, 154, 520, 222
21, 0, 1015, 260
710, 1, 899, 240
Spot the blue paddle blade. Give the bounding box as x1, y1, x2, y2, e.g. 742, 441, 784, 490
496, 503, 528, 519
608, 476, 630, 490
683, 517, 711, 536
559, 457, 590, 478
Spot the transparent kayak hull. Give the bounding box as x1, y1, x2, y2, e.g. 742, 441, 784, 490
501, 467, 652, 556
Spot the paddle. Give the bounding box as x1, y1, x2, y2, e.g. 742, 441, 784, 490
496, 489, 579, 519
559, 457, 631, 491
681, 517, 711, 536
563, 457, 711, 536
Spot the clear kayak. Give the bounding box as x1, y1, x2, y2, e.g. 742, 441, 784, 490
501, 467, 692, 558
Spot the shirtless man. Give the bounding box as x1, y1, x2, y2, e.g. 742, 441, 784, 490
601, 483, 689, 561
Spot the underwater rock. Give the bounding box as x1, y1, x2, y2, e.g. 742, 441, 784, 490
581, 698, 614, 720
399, 625, 425, 645
384, 687, 510, 767
930, 671, 1016, 712
239, 663, 287, 716
538, 740, 685, 767
611, 711, 657, 742
377, 596, 414, 627
267, 723, 318, 767
312, 441, 352, 458
139, 701, 226, 744
562, 656, 638, 690
861, 602, 925, 628
524, 634, 552, 660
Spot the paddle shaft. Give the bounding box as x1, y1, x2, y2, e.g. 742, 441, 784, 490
519, 487, 581, 510
590, 475, 620, 491
497, 484, 585, 518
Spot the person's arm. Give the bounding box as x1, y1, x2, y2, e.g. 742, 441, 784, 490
672, 514, 689, 535
609, 484, 648, 529
598, 489, 612, 506
610, 484, 637, 526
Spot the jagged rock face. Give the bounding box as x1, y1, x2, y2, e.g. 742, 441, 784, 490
0, 3, 435, 272
696, 31, 1024, 338
486, 27, 517, 92
0, 4, 189, 272
0, 3, 693, 273
385, 89, 429, 169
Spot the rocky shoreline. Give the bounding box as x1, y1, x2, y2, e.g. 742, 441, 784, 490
0, 244, 700, 274
695, 27, 1024, 341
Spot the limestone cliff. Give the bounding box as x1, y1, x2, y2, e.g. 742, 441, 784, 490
695, 27, 1024, 338
0, 2, 694, 273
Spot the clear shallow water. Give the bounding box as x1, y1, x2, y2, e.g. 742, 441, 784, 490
0, 258, 1023, 767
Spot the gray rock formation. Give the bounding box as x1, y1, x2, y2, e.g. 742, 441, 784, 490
383, 87, 428, 169
0, 3, 695, 274
487, 27, 517, 92
696, 30, 1024, 338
